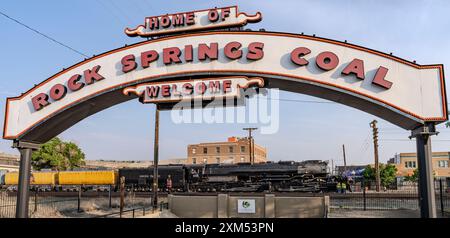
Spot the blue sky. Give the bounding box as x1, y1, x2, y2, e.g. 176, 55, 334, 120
0, 0, 449, 166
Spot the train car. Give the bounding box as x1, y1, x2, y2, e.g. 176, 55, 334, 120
188, 160, 329, 192
4, 171, 58, 191
4, 172, 58, 185
118, 165, 185, 191
58, 170, 117, 186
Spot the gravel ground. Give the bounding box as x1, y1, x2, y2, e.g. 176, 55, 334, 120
329, 209, 421, 218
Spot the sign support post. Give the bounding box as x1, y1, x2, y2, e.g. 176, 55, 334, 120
410, 123, 438, 218
12, 140, 40, 218
152, 104, 160, 209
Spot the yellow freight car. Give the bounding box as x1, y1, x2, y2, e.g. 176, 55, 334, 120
4, 172, 57, 185
58, 170, 116, 185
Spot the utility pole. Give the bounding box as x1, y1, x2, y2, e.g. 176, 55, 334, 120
152, 104, 160, 209
370, 120, 381, 192
243, 128, 257, 164
342, 144, 347, 175
331, 159, 334, 175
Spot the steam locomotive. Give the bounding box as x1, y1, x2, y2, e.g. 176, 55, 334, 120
118, 160, 337, 193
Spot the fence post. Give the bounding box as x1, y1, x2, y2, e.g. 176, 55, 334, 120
77, 186, 81, 213
119, 176, 125, 218
362, 179, 366, 211
439, 179, 444, 217
109, 185, 112, 208
34, 190, 38, 213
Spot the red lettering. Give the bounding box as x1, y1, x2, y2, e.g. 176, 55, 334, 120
31, 93, 50, 111
196, 82, 207, 94
198, 43, 218, 61
224, 42, 242, 60
67, 74, 84, 91
147, 17, 159, 29
223, 80, 232, 93
316, 51, 339, 71
160, 15, 171, 28
342, 59, 365, 79
183, 83, 193, 95
121, 54, 137, 73
172, 14, 184, 26
49, 84, 67, 101
290, 47, 311, 66
161, 85, 171, 97
208, 9, 219, 22
84, 65, 105, 85
141, 50, 159, 68
185, 12, 195, 25
163, 47, 182, 64
209, 81, 221, 93
247, 42, 264, 60
146, 86, 160, 98
184, 45, 193, 62
221, 8, 231, 21
372, 66, 392, 89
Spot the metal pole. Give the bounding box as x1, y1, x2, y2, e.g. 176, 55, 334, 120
362, 178, 366, 211
34, 189, 37, 213
370, 120, 381, 192
411, 124, 437, 218
77, 185, 81, 213
342, 144, 347, 174
109, 184, 112, 208
152, 104, 160, 209
15, 146, 33, 218
331, 160, 334, 175
439, 179, 444, 217
243, 128, 257, 164
120, 176, 125, 218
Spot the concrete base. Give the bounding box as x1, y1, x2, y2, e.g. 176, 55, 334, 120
168, 194, 329, 218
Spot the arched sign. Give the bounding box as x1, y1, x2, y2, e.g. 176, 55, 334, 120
3, 31, 447, 143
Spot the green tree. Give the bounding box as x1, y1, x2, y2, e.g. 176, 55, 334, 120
380, 164, 397, 187
31, 137, 85, 171
362, 164, 398, 187
446, 121, 450, 128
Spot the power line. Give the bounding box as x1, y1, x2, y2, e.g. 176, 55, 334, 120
0, 10, 89, 58
380, 139, 450, 142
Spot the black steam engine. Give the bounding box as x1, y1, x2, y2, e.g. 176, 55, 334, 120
118, 160, 337, 193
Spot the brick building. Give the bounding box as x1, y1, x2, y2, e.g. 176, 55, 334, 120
388, 152, 450, 178
187, 137, 267, 164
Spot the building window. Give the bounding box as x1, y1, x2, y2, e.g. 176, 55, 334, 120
406, 161, 416, 168
192, 148, 196, 154
203, 147, 208, 154
438, 160, 449, 168
229, 146, 234, 153
216, 147, 220, 153
192, 158, 196, 164
216, 157, 220, 164
240, 146, 245, 153
203, 158, 207, 164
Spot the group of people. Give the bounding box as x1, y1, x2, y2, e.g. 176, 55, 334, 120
335, 176, 352, 193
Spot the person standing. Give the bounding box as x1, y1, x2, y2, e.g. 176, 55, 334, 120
166, 175, 173, 193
